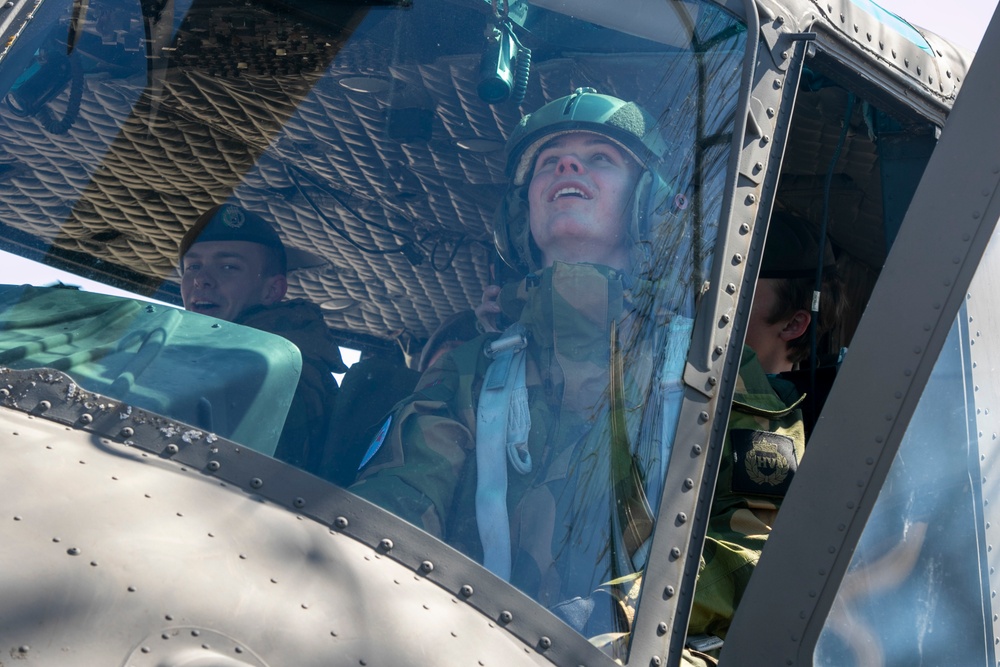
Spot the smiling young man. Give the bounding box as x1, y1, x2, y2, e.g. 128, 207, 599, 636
352, 88, 696, 651
181, 244, 286, 323
526, 133, 639, 269
179, 204, 346, 477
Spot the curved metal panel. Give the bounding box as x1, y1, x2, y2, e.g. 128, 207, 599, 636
0, 369, 613, 667
802, 0, 971, 104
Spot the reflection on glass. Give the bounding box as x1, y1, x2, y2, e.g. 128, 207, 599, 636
0, 0, 747, 652
815, 315, 990, 665
341, 1, 748, 653
0, 285, 302, 454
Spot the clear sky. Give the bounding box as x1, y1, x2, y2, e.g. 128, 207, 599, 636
874, 0, 998, 51
0, 250, 172, 302
0, 0, 997, 293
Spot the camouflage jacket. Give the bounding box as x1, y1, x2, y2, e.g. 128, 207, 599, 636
688, 346, 805, 641
237, 299, 346, 475
353, 261, 668, 634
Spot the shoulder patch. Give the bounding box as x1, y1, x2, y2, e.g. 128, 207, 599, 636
729, 429, 798, 498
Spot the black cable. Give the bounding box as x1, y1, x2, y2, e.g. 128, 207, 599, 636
424, 232, 466, 272
286, 163, 420, 257
38, 53, 84, 135
509, 29, 531, 105
811, 92, 855, 416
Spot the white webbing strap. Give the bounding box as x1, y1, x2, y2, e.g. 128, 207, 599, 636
476, 323, 530, 580
657, 315, 694, 501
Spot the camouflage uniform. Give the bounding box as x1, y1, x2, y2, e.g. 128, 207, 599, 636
593, 344, 803, 660
353, 261, 667, 634
237, 298, 346, 476
688, 345, 805, 640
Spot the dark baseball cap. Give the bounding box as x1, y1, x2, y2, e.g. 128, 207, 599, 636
759, 212, 836, 279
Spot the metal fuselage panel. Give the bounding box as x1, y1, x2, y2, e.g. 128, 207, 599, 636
0, 406, 558, 667
722, 3, 1000, 663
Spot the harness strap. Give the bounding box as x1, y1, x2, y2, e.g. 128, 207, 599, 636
614, 315, 693, 572
609, 320, 654, 576
658, 314, 693, 486
476, 323, 530, 580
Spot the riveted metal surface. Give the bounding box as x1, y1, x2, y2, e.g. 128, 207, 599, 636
967, 230, 1000, 656
124, 627, 270, 666
631, 1, 768, 663
774, 0, 973, 129
0, 366, 614, 667
723, 5, 1000, 662
804, 0, 970, 102
0, 2, 980, 666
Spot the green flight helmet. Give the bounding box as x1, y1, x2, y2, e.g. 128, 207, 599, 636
493, 87, 676, 274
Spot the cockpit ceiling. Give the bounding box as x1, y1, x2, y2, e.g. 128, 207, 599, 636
0, 0, 714, 346
1, 1, 510, 347
0, 0, 899, 349
0, 0, 679, 347
778, 86, 888, 271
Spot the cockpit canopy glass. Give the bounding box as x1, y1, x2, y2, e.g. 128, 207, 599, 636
0, 0, 748, 651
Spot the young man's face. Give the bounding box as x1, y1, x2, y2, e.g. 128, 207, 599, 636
181, 240, 287, 322
745, 278, 810, 374
527, 132, 639, 270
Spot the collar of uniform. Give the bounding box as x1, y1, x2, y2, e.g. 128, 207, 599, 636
498, 262, 630, 323
235, 298, 348, 373
732, 345, 805, 418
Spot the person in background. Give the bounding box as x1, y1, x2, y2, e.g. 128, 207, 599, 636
179, 203, 346, 476
687, 211, 846, 654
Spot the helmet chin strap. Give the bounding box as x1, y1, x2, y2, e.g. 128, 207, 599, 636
493, 183, 536, 274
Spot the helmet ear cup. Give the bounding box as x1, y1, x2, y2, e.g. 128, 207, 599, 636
630, 170, 654, 243
631, 170, 684, 244
492, 185, 536, 275
630, 171, 694, 278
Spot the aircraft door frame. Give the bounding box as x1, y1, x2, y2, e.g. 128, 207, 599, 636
721, 5, 1000, 664
629, 0, 826, 662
